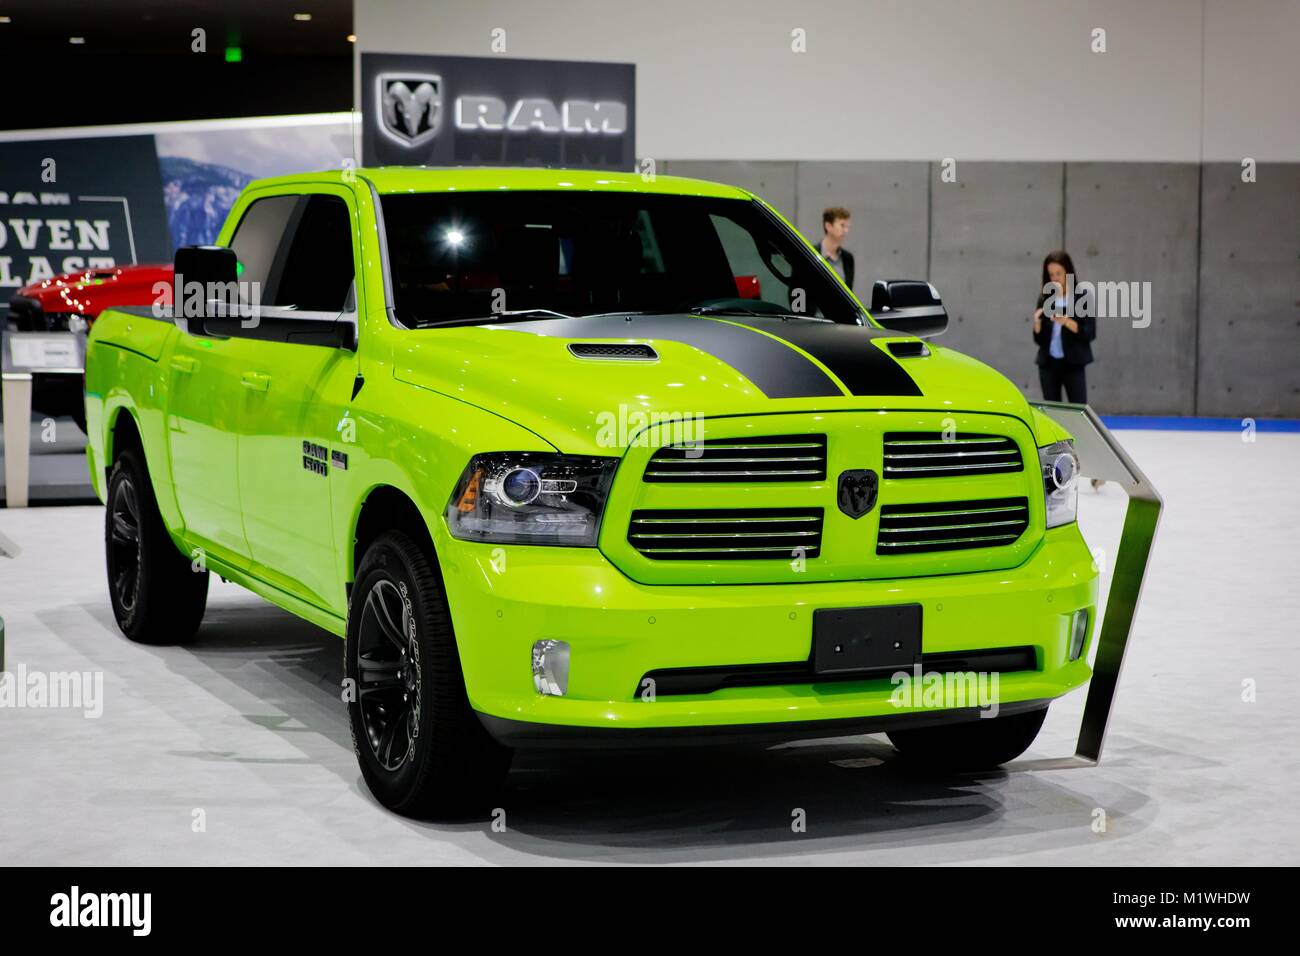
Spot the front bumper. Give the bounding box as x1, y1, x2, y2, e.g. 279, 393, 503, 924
439, 522, 1098, 744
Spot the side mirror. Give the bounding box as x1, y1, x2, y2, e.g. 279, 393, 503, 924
870, 279, 948, 338
173, 245, 238, 333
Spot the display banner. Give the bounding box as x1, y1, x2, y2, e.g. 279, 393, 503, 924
0, 115, 353, 322
361, 52, 635, 170
0, 136, 171, 315
152, 114, 352, 247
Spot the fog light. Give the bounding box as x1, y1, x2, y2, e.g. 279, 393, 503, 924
532, 639, 570, 696
1069, 609, 1090, 661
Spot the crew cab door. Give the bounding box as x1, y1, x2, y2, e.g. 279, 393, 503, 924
165, 328, 251, 563
231, 189, 359, 613
167, 194, 306, 567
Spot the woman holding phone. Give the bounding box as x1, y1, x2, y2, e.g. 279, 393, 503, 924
1032, 250, 1095, 403
1033, 250, 1102, 489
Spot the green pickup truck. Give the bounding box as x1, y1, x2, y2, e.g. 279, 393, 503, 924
85, 167, 1097, 816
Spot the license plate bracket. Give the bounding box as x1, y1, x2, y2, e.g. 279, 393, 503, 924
811, 604, 922, 676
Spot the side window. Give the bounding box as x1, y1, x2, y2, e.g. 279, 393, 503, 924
228, 195, 297, 303
228, 194, 355, 313
275, 196, 355, 312
709, 213, 818, 315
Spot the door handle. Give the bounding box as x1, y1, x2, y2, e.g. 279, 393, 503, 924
240, 371, 271, 392
170, 355, 196, 373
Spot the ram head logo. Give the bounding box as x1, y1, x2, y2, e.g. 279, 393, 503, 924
837, 469, 879, 519
377, 73, 441, 147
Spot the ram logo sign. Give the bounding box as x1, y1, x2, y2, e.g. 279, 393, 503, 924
455, 97, 627, 135
377, 73, 442, 148
361, 53, 635, 169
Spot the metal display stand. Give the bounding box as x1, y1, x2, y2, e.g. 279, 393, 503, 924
1, 327, 87, 508
1, 372, 32, 507
1029, 401, 1163, 765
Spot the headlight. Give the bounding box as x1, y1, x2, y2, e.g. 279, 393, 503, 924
1039, 440, 1079, 528
446, 452, 618, 546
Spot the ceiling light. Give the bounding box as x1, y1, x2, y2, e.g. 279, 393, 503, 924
346, 34, 356, 43
69, 36, 85, 44
0, 17, 12, 24
293, 13, 312, 21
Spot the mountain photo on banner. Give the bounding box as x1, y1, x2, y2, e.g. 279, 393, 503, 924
156, 116, 354, 250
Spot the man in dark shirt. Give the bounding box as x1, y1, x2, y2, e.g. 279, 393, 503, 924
818, 206, 855, 291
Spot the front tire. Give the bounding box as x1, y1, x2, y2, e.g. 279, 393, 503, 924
887, 706, 1048, 771
346, 530, 511, 818
105, 448, 209, 644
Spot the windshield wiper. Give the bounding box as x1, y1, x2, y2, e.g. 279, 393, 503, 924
577, 309, 664, 319
691, 304, 779, 317
491, 309, 576, 321
415, 308, 577, 328
685, 303, 831, 322
579, 304, 831, 322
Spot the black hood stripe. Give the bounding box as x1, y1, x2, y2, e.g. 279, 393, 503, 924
494, 313, 922, 399
497, 314, 843, 398
725, 315, 924, 397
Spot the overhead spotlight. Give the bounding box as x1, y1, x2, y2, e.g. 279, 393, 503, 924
346, 34, 356, 43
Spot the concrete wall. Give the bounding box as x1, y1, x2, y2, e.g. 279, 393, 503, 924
1197, 164, 1300, 418
665, 159, 1300, 418
1064, 163, 1201, 415
794, 163, 930, 283
928, 163, 1064, 400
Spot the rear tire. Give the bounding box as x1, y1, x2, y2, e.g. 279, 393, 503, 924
105, 448, 209, 644
887, 706, 1048, 771
346, 530, 512, 818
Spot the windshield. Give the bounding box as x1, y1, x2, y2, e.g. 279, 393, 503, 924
379, 190, 864, 326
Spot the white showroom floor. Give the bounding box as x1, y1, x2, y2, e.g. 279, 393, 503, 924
1, 428, 1298, 865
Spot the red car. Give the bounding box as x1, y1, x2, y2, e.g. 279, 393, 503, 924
9, 263, 173, 332
7, 264, 172, 429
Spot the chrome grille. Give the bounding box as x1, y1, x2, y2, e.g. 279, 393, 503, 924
882, 432, 1022, 478
643, 434, 827, 483
628, 508, 823, 560
877, 497, 1029, 554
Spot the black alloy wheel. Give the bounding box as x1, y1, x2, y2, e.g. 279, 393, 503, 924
357, 578, 422, 771
107, 473, 143, 615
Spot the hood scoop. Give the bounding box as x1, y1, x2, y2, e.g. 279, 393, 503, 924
568, 342, 658, 361
886, 340, 930, 358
